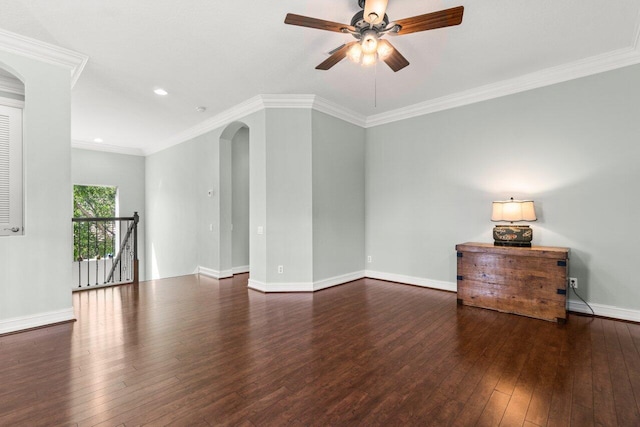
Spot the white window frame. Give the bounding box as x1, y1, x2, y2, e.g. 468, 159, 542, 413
0, 99, 24, 236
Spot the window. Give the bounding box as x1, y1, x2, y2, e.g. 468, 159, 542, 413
0, 103, 23, 236
73, 185, 117, 260
73, 185, 117, 219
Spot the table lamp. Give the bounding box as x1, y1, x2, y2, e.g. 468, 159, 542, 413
491, 197, 537, 247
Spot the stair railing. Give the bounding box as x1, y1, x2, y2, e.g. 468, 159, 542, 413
72, 212, 139, 289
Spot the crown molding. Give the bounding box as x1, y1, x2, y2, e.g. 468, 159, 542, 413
313, 96, 367, 127
72, 139, 144, 156
366, 46, 640, 128
143, 95, 265, 156
145, 94, 365, 156
0, 74, 24, 95
0, 28, 88, 88
261, 94, 315, 109
260, 94, 366, 127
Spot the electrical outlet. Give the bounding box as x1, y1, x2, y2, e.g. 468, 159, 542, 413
367, 255, 372, 263
277, 265, 284, 274
569, 277, 578, 289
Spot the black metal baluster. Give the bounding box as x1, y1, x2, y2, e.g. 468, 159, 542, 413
86, 221, 90, 287
74, 219, 82, 288
119, 219, 123, 282
95, 220, 99, 286
103, 220, 107, 284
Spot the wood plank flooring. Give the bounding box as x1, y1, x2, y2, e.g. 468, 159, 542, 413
1, 274, 640, 426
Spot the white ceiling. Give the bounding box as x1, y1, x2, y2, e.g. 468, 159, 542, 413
0, 0, 639, 155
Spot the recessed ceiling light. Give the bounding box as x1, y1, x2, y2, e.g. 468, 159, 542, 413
154, 88, 168, 96
196, 106, 207, 113
93, 138, 103, 143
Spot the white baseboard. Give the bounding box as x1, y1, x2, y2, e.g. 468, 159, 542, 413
247, 271, 365, 293
365, 270, 457, 292
314, 271, 365, 291
247, 278, 267, 292
568, 300, 640, 323
253, 281, 315, 292
0, 308, 76, 335
232, 265, 250, 275
197, 266, 233, 279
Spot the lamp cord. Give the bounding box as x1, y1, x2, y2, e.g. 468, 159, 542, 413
570, 284, 595, 317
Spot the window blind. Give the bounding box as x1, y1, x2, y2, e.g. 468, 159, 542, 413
0, 114, 10, 224
0, 104, 22, 236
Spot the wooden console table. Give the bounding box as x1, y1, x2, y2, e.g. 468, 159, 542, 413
455, 242, 569, 323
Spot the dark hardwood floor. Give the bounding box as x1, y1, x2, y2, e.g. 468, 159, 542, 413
1, 274, 640, 426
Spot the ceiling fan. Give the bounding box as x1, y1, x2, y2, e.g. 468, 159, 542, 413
284, 0, 464, 72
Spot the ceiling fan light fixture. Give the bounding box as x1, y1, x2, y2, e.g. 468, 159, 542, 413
361, 52, 377, 66
347, 43, 363, 63
376, 41, 392, 59
361, 30, 378, 54
363, 0, 388, 25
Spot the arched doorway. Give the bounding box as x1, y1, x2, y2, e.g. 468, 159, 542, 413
219, 122, 250, 276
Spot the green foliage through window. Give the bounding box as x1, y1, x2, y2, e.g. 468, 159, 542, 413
73, 185, 117, 260
73, 185, 117, 218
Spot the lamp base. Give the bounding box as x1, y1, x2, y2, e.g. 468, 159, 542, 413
493, 225, 533, 248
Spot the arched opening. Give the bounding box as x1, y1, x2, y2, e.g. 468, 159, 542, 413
231, 127, 250, 273
219, 122, 250, 276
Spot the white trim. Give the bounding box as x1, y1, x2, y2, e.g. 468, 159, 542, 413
232, 265, 250, 275
366, 47, 640, 128
0, 95, 24, 108
247, 271, 365, 292
568, 300, 640, 323
255, 281, 315, 292
0, 308, 75, 335
143, 96, 265, 156
313, 96, 367, 127
365, 270, 457, 292
313, 270, 365, 291
145, 94, 366, 156
248, 278, 267, 292
261, 94, 315, 109
197, 266, 233, 279
72, 139, 144, 156
255, 94, 367, 127
0, 74, 24, 96
0, 28, 88, 88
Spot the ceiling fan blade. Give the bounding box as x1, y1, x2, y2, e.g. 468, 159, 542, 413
316, 42, 357, 70
378, 40, 409, 72
394, 6, 464, 35
285, 13, 355, 33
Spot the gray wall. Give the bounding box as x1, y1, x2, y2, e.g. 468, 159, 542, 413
0, 53, 73, 329
366, 63, 640, 311
312, 111, 365, 281
71, 148, 146, 279
264, 109, 314, 284
146, 113, 265, 281
232, 128, 250, 270
145, 137, 200, 279
144, 107, 365, 290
